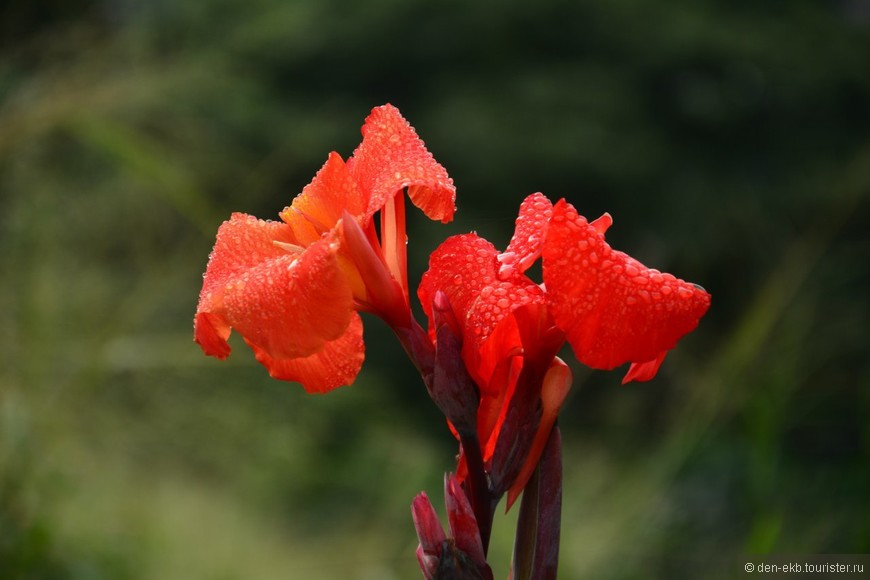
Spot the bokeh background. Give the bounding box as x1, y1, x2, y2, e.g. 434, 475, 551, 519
2, 1, 869, 578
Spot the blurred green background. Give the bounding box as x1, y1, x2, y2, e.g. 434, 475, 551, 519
2, 1, 868, 578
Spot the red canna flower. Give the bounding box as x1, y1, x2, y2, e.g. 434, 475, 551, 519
194, 105, 454, 393
194, 106, 711, 576
419, 192, 710, 503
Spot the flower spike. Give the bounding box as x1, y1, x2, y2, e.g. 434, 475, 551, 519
195, 105, 712, 579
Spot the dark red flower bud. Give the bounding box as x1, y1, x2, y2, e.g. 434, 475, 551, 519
411, 475, 494, 580
445, 473, 486, 566
431, 291, 480, 437
412, 492, 446, 580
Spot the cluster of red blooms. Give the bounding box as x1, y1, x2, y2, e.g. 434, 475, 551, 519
194, 105, 710, 579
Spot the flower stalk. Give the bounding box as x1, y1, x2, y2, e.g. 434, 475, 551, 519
511, 426, 562, 580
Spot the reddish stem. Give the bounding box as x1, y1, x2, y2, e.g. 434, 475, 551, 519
459, 430, 496, 555
393, 315, 496, 557
511, 425, 562, 580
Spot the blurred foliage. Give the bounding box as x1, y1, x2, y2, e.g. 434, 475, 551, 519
1, 0, 869, 578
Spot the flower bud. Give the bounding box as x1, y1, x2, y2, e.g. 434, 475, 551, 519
411, 475, 494, 580
431, 291, 480, 437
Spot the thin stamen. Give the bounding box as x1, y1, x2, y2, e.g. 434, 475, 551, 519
381, 193, 408, 296
272, 240, 306, 253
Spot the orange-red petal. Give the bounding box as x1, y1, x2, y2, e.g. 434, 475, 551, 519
419, 234, 500, 335
246, 313, 365, 393
348, 104, 455, 223
543, 199, 711, 373
279, 152, 367, 245
464, 284, 545, 389
497, 192, 553, 279
194, 312, 232, 359
420, 234, 542, 343
221, 235, 354, 360
621, 350, 668, 384
419, 233, 545, 389
197, 213, 298, 304
195, 213, 299, 358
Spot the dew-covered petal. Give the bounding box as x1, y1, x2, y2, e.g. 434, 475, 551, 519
279, 152, 367, 245
194, 312, 232, 359
467, 281, 546, 350
419, 233, 545, 388
420, 233, 544, 347
197, 213, 298, 306
543, 199, 711, 374
246, 313, 365, 393
221, 235, 354, 360
195, 213, 299, 357
497, 192, 553, 280
419, 234, 501, 333
348, 104, 455, 223
464, 281, 545, 387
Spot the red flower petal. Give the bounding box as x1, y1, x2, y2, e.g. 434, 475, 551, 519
506, 357, 572, 510
246, 313, 365, 393
621, 350, 667, 384
197, 213, 298, 304
279, 152, 367, 244
477, 355, 522, 459
590, 212, 613, 235
419, 234, 500, 335
221, 235, 354, 360
420, 234, 543, 342
194, 312, 232, 359
465, 282, 545, 389
195, 213, 299, 358
348, 104, 455, 223
419, 233, 546, 394
543, 199, 711, 373
497, 192, 553, 279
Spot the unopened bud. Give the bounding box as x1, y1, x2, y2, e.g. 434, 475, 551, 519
431, 291, 479, 436
444, 474, 485, 565
411, 477, 494, 580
